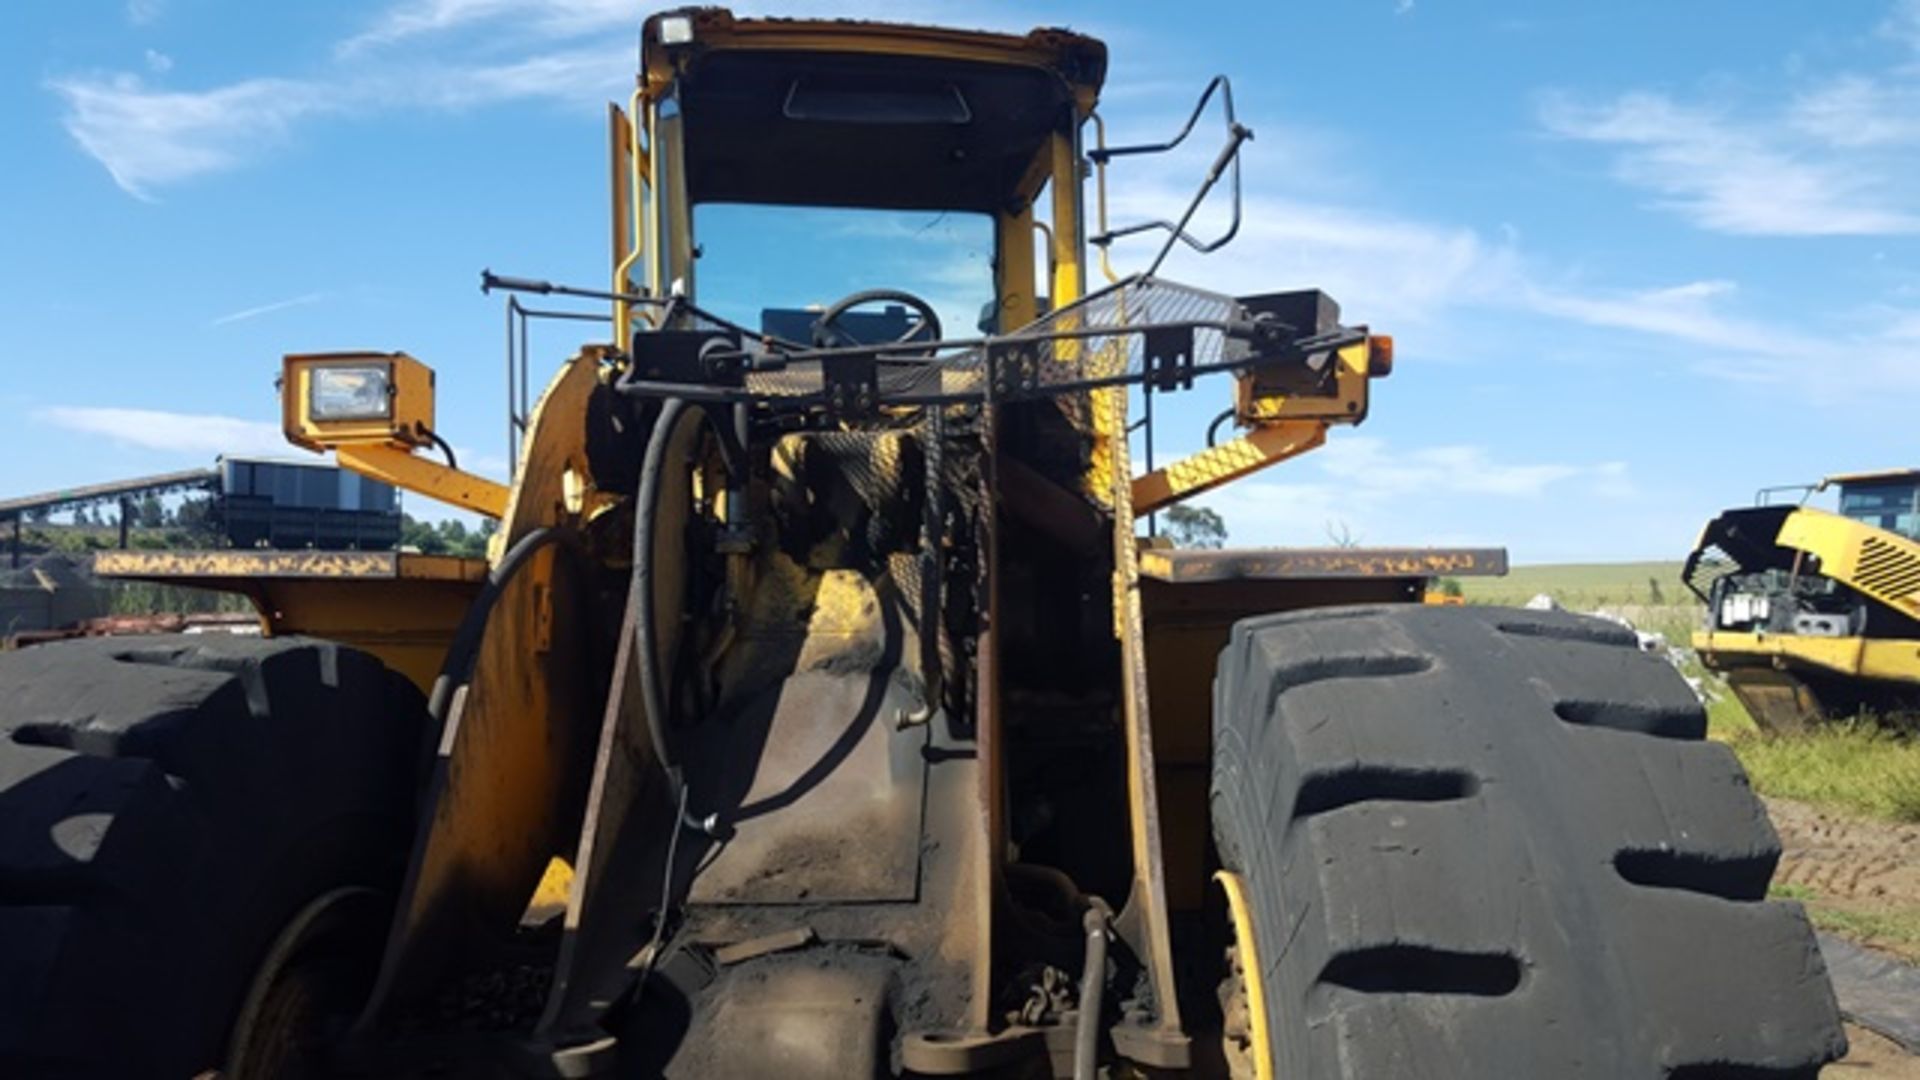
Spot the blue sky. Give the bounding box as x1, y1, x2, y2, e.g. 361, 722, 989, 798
2, 0, 1917, 561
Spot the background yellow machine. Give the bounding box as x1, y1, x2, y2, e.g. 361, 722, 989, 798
0, 9, 1843, 1079
1687, 468, 1920, 731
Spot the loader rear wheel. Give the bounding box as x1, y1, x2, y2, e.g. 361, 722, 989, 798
0, 635, 425, 1079
1210, 605, 1846, 1079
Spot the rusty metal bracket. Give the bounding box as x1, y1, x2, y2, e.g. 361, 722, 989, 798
986, 339, 1040, 398
1143, 325, 1196, 392
822, 353, 879, 418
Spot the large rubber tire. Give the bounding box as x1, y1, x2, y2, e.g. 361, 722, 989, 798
1211, 605, 1846, 1079
0, 635, 425, 1078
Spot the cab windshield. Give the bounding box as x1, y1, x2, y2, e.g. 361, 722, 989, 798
1838, 479, 1920, 540
691, 204, 996, 345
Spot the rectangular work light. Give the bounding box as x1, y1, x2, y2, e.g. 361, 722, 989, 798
282, 352, 436, 453
308, 363, 395, 421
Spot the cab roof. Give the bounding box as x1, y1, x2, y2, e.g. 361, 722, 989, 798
640, 8, 1107, 213
1824, 467, 1920, 488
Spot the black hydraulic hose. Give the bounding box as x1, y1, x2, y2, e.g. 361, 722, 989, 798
1205, 407, 1236, 449
419, 427, 459, 471
426, 525, 584, 727
632, 397, 721, 839
1074, 897, 1113, 1080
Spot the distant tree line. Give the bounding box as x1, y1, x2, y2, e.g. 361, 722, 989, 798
399, 515, 496, 558
16, 499, 496, 559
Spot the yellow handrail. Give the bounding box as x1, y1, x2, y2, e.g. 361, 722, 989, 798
1090, 112, 1120, 285
613, 86, 649, 342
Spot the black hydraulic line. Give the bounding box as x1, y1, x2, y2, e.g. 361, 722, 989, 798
630, 398, 720, 840
630, 398, 755, 777
1073, 897, 1113, 1080
633, 398, 688, 781
724, 401, 751, 535
419, 428, 459, 471
635, 780, 693, 988
425, 525, 586, 728
1206, 407, 1236, 448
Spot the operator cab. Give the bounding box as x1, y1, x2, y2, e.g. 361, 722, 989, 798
1831, 468, 1920, 541
629, 9, 1107, 346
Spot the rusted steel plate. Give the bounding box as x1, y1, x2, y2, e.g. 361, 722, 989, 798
1138, 545, 1508, 583
93, 548, 487, 582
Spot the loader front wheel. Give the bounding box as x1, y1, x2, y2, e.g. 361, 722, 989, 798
1210, 604, 1846, 1079
0, 635, 425, 1079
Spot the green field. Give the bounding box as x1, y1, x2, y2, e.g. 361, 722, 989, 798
1456, 560, 1689, 608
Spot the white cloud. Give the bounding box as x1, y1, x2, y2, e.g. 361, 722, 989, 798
1539, 90, 1920, 236
397, 46, 632, 110
1192, 436, 1634, 549
1885, 309, 1920, 341
1523, 279, 1786, 357
1107, 184, 1521, 327
1108, 163, 1920, 393
47, 46, 629, 198
1789, 75, 1920, 148
338, 0, 636, 53
337, 0, 953, 54
209, 292, 326, 327
1312, 436, 1631, 500
1882, 0, 1920, 52
48, 74, 331, 199
143, 49, 173, 74
126, 0, 164, 26
1522, 276, 1920, 389
37, 407, 288, 459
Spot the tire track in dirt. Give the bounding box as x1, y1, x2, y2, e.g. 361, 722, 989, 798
1769, 796, 1920, 930
1765, 797, 1920, 1074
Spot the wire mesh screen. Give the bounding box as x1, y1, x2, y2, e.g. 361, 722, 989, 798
1008, 276, 1249, 387
736, 276, 1249, 404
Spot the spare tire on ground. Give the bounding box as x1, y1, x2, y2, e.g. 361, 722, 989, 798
0, 635, 426, 1079
1212, 604, 1846, 1079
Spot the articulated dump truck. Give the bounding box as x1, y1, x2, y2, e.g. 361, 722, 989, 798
0, 10, 1844, 1079
1687, 468, 1920, 731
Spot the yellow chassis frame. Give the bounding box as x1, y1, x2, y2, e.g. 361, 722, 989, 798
1695, 629, 1920, 685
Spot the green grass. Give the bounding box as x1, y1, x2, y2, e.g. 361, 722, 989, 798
1806, 906, 1920, 956
1731, 723, 1920, 823
1770, 882, 1920, 964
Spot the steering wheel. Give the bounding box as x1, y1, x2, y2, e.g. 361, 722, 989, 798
812, 289, 944, 356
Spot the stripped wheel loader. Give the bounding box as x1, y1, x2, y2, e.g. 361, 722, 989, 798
1686, 468, 1920, 731
0, 9, 1845, 1079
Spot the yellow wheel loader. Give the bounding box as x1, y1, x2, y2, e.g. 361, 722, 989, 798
1, 9, 1844, 1078
1687, 468, 1920, 731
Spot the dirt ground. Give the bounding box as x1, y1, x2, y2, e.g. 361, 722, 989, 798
1765, 797, 1920, 1076
1837, 1024, 1920, 1077
1769, 797, 1920, 963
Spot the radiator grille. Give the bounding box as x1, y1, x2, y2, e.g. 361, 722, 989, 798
1856, 534, 1920, 613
